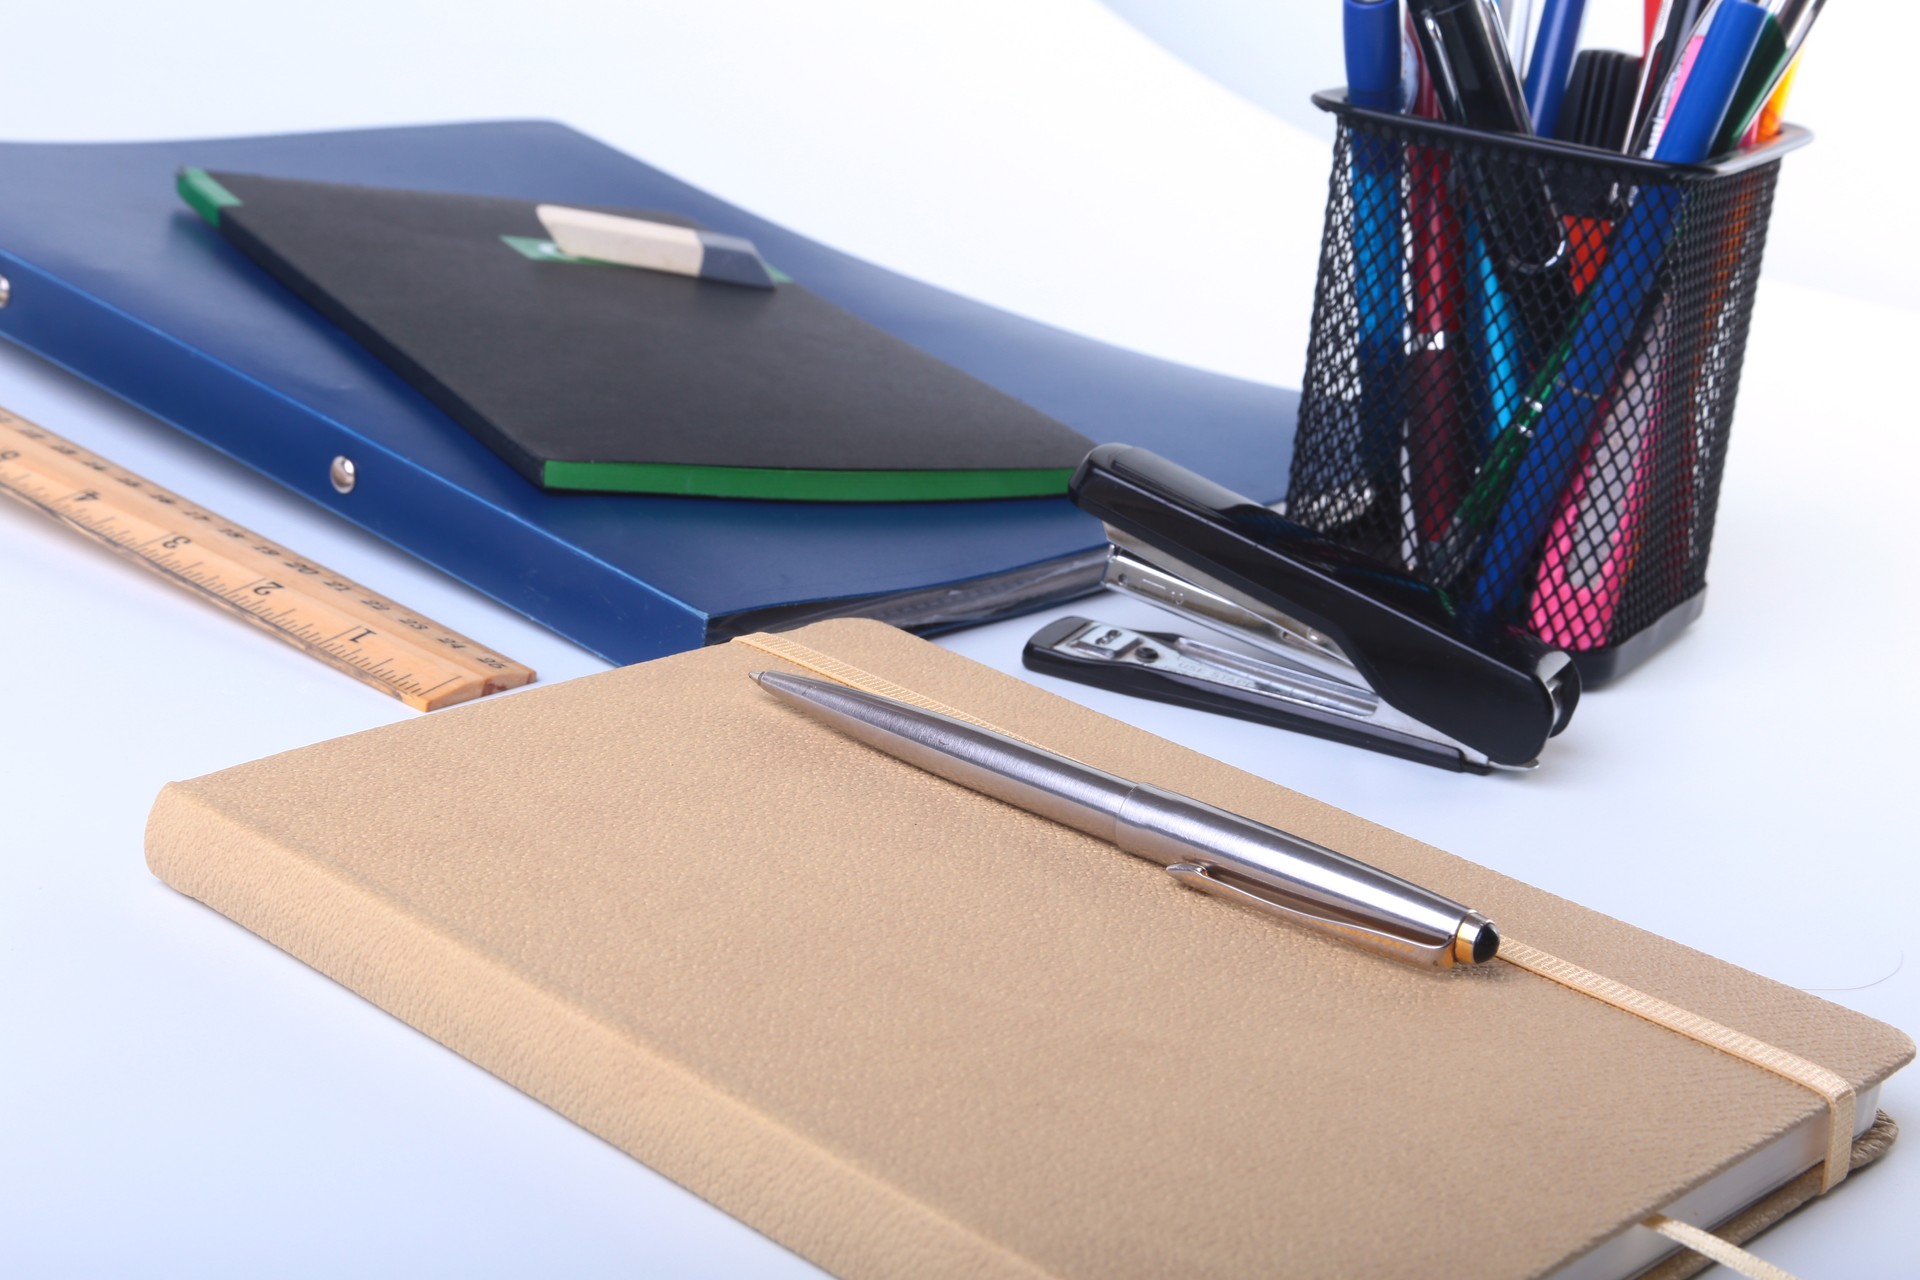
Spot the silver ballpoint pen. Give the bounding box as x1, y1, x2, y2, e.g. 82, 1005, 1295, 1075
753, 670, 1499, 968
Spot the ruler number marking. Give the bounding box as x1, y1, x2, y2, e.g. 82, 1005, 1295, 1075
0, 410, 534, 710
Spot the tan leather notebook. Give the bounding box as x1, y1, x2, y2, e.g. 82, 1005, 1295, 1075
145, 619, 1912, 1279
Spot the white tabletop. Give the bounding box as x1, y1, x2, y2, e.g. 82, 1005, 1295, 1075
2, 3, 1913, 1276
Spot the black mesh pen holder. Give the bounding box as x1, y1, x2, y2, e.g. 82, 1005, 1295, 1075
1288, 91, 1807, 685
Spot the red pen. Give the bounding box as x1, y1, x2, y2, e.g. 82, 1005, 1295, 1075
1406, 57, 1469, 562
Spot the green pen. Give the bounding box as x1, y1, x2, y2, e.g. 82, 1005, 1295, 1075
1712, 0, 1824, 155
1426, 328, 1579, 586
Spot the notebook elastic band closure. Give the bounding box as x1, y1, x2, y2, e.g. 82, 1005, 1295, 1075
731, 632, 1860, 1209
1497, 939, 1856, 1193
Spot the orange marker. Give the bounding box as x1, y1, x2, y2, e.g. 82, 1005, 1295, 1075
1753, 55, 1800, 142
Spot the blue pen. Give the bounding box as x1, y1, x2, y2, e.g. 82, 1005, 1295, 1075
1344, 0, 1410, 507
1524, 0, 1588, 140
1464, 215, 1529, 448
1642, 0, 1763, 163
1464, 0, 1767, 623
1346, 0, 1405, 110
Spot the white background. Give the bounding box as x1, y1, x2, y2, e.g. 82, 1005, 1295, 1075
1, 3, 1914, 1276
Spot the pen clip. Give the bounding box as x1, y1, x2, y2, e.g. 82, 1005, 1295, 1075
1164, 862, 1474, 967
1416, 10, 1468, 122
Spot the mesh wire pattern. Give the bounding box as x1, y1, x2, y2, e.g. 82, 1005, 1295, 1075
1289, 104, 1782, 680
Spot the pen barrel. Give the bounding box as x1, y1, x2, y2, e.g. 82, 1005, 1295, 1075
755, 671, 1136, 838
1114, 784, 1474, 967
758, 671, 1489, 966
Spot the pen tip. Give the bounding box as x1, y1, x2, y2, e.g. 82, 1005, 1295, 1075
752, 669, 810, 696
1452, 913, 1501, 966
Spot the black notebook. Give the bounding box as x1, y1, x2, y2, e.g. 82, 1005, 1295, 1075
180, 169, 1092, 501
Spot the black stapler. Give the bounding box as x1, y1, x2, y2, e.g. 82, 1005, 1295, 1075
1024, 445, 1580, 772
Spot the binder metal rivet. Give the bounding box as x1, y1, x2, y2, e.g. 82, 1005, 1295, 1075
329, 455, 357, 494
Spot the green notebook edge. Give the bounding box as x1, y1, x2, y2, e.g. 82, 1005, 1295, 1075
542, 459, 1077, 501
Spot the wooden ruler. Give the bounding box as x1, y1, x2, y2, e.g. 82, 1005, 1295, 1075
0, 407, 535, 710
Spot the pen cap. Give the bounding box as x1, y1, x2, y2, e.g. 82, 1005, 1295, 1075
1408, 0, 1534, 134
1344, 0, 1407, 112
1291, 91, 1806, 686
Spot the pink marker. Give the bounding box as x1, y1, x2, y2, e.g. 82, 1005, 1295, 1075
1528, 302, 1668, 649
